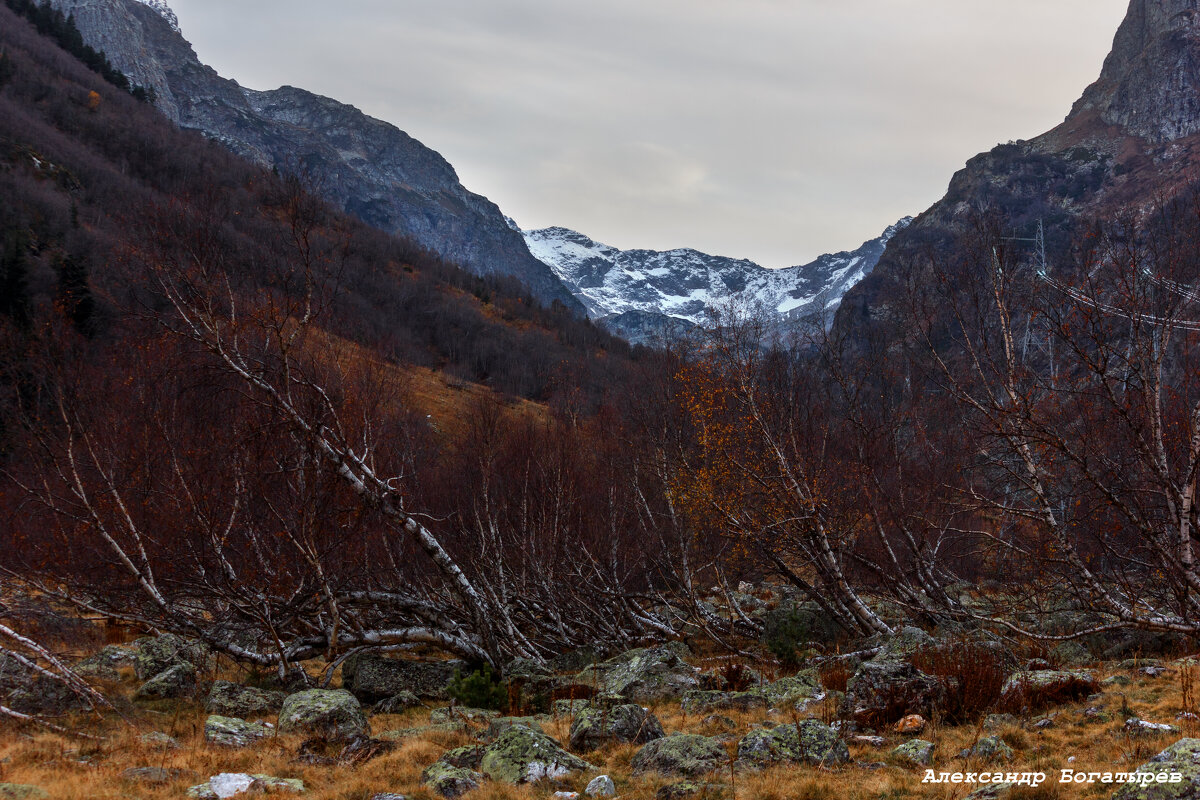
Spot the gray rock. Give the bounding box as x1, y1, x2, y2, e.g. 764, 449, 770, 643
121, 767, 190, 785
681, 690, 767, 714
654, 781, 730, 800
891, 739, 935, 767
1113, 738, 1200, 799
576, 646, 700, 703
370, 795, 408, 800
0, 786, 48, 799
964, 785, 1014, 800
420, 762, 480, 796
841, 660, 943, 725
278, 689, 369, 742
134, 634, 209, 680
958, 736, 1015, 764
736, 720, 850, 768
374, 691, 423, 713
140, 731, 180, 750
204, 715, 272, 748
187, 774, 303, 799
479, 725, 592, 784
983, 713, 1019, 731
205, 680, 286, 717
430, 706, 500, 725
343, 655, 460, 703
631, 734, 727, 777
134, 662, 197, 700
482, 715, 546, 741
873, 626, 936, 662
586, 775, 617, 797
569, 704, 665, 751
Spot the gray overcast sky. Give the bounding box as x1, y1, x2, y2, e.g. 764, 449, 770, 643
167, 0, 1130, 267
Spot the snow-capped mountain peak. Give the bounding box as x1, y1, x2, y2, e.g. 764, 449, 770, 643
523, 219, 911, 340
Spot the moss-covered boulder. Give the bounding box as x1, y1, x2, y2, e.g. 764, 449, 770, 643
1113, 738, 1200, 799
134, 634, 210, 680
569, 704, 665, 751
576, 646, 699, 702
204, 715, 272, 748
134, 663, 197, 700
681, 690, 768, 714
958, 736, 1014, 764
655, 783, 729, 800
479, 724, 592, 784
736, 720, 849, 768
342, 654, 461, 702
205, 680, 286, 717
186, 774, 304, 799
421, 761, 482, 798
374, 691, 423, 713
429, 706, 500, 725
762, 672, 820, 705
873, 626, 936, 662
999, 670, 1098, 711
483, 716, 546, 741
841, 660, 943, 725
891, 739, 935, 767
631, 734, 726, 777
278, 689, 369, 742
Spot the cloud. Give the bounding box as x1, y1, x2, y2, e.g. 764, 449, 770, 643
167, 0, 1130, 265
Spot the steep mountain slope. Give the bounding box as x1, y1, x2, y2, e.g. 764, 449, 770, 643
837, 0, 1200, 335
524, 219, 910, 335
47, 0, 584, 313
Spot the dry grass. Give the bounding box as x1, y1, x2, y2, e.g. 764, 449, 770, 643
0, 656, 1197, 799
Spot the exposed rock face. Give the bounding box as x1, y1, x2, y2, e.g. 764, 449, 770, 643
575, 646, 700, 703
1113, 738, 1200, 799
1071, 0, 1200, 143
478, 725, 592, 784
49, 0, 584, 313
630, 734, 727, 777
736, 720, 850, 768
203, 715, 272, 748
205, 681, 287, 718
342, 655, 460, 703
569, 704, 666, 751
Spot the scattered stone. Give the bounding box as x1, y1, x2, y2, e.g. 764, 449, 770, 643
553, 793, 579, 799
1113, 738, 1200, 799
963, 784, 1014, 800
204, 715, 272, 748
1032, 713, 1057, 729
891, 739, 935, 767
631, 734, 727, 777
435, 745, 485, 770
278, 689, 369, 743
374, 691, 423, 713
853, 735, 887, 748
1049, 640, 1091, 667
958, 736, 1015, 764
894, 714, 926, 734
339, 734, 397, 766
586, 775, 617, 797
1144, 666, 1171, 678
342, 654, 461, 702
205, 680, 287, 717
187, 773, 304, 799
0, 787, 47, 799
135, 634, 210, 680
1104, 675, 1132, 687
1124, 718, 1180, 736
681, 689, 767, 713
569, 704, 665, 751
134, 662, 197, 700
479, 724, 593, 784
370, 795, 408, 800
761, 672, 821, 705
377, 723, 466, 740
736, 720, 850, 768
420, 762, 482, 798
1084, 707, 1112, 722
140, 731, 180, 750
576, 646, 700, 702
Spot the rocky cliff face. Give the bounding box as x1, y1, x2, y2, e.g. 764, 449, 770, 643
836, 0, 1200, 336
1070, 0, 1200, 143
50, 0, 584, 313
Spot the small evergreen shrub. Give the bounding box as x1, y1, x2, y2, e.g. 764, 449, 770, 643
447, 665, 507, 711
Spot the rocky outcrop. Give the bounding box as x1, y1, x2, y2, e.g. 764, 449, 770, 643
342, 655, 459, 703
49, 0, 583, 313
134, 662, 196, 699
891, 739, 935, 767
575, 646, 700, 703
133, 634, 209, 680
841, 660, 944, 726
204, 715, 272, 748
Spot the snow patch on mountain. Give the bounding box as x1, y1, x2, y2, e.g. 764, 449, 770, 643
523, 219, 912, 330
133, 0, 178, 31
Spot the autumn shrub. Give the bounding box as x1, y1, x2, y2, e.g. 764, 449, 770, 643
719, 661, 756, 692
818, 661, 852, 693
910, 639, 1009, 723
999, 672, 1099, 713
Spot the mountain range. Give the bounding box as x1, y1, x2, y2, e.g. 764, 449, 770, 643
47, 0, 913, 340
